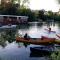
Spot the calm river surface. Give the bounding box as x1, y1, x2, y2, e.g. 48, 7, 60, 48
0, 21, 60, 60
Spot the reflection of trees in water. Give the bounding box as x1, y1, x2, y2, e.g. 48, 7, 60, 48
17, 23, 30, 29
0, 33, 7, 48
5, 29, 17, 42
0, 29, 18, 48
46, 21, 55, 27
16, 42, 30, 48
37, 22, 43, 28
57, 21, 60, 29
46, 22, 52, 27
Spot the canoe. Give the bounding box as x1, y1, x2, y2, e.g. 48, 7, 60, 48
16, 37, 55, 45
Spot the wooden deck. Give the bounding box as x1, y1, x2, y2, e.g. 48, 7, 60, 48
16, 37, 58, 45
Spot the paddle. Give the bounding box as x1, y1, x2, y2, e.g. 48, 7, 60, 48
44, 28, 56, 34
56, 34, 60, 38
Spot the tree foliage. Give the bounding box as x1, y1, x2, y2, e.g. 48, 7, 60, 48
17, 8, 36, 21
0, 0, 60, 21
56, 0, 60, 4
1, 3, 17, 15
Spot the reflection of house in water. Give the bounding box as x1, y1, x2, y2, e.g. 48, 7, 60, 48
0, 15, 28, 25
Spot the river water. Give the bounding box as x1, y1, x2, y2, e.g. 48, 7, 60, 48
0, 21, 60, 60
18, 21, 60, 38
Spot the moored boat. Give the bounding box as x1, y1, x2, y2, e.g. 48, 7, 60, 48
30, 46, 53, 54
30, 45, 57, 55
16, 37, 55, 45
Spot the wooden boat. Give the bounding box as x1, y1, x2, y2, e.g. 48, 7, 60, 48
30, 45, 55, 55
16, 37, 55, 45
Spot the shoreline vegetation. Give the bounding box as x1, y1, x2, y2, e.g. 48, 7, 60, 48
0, 1, 60, 22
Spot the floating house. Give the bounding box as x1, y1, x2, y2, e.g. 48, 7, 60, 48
0, 15, 28, 25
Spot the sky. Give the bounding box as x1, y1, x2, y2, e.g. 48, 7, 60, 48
29, 0, 60, 12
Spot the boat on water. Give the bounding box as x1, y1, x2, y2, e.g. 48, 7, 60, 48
16, 36, 60, 45
30, 43, 60, 56
30, 45, 55, 55
16, 37, 55, 45
0, 25, 17, 29
16, 36, 59, 55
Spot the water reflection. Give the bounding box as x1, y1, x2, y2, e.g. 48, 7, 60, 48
0, 21, 60, 60
30, 52, 50, 57
0, 42, 50, 60
0, 29, 17, 47
17, 22, 60, 38
0, 21, 60, 47
17, 23, 30, 29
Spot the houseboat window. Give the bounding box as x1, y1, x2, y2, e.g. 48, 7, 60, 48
4, 16, 7, 19
8, 17, 17, 20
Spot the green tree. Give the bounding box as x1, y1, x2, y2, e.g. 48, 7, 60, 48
17, 8, 36, 21
0, 2, 17, 15
38, 10, 46, 20
48, 11, 54, 19
0, 0, 29, 15
11, 0, 29, 8
56, 0, 60, 4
